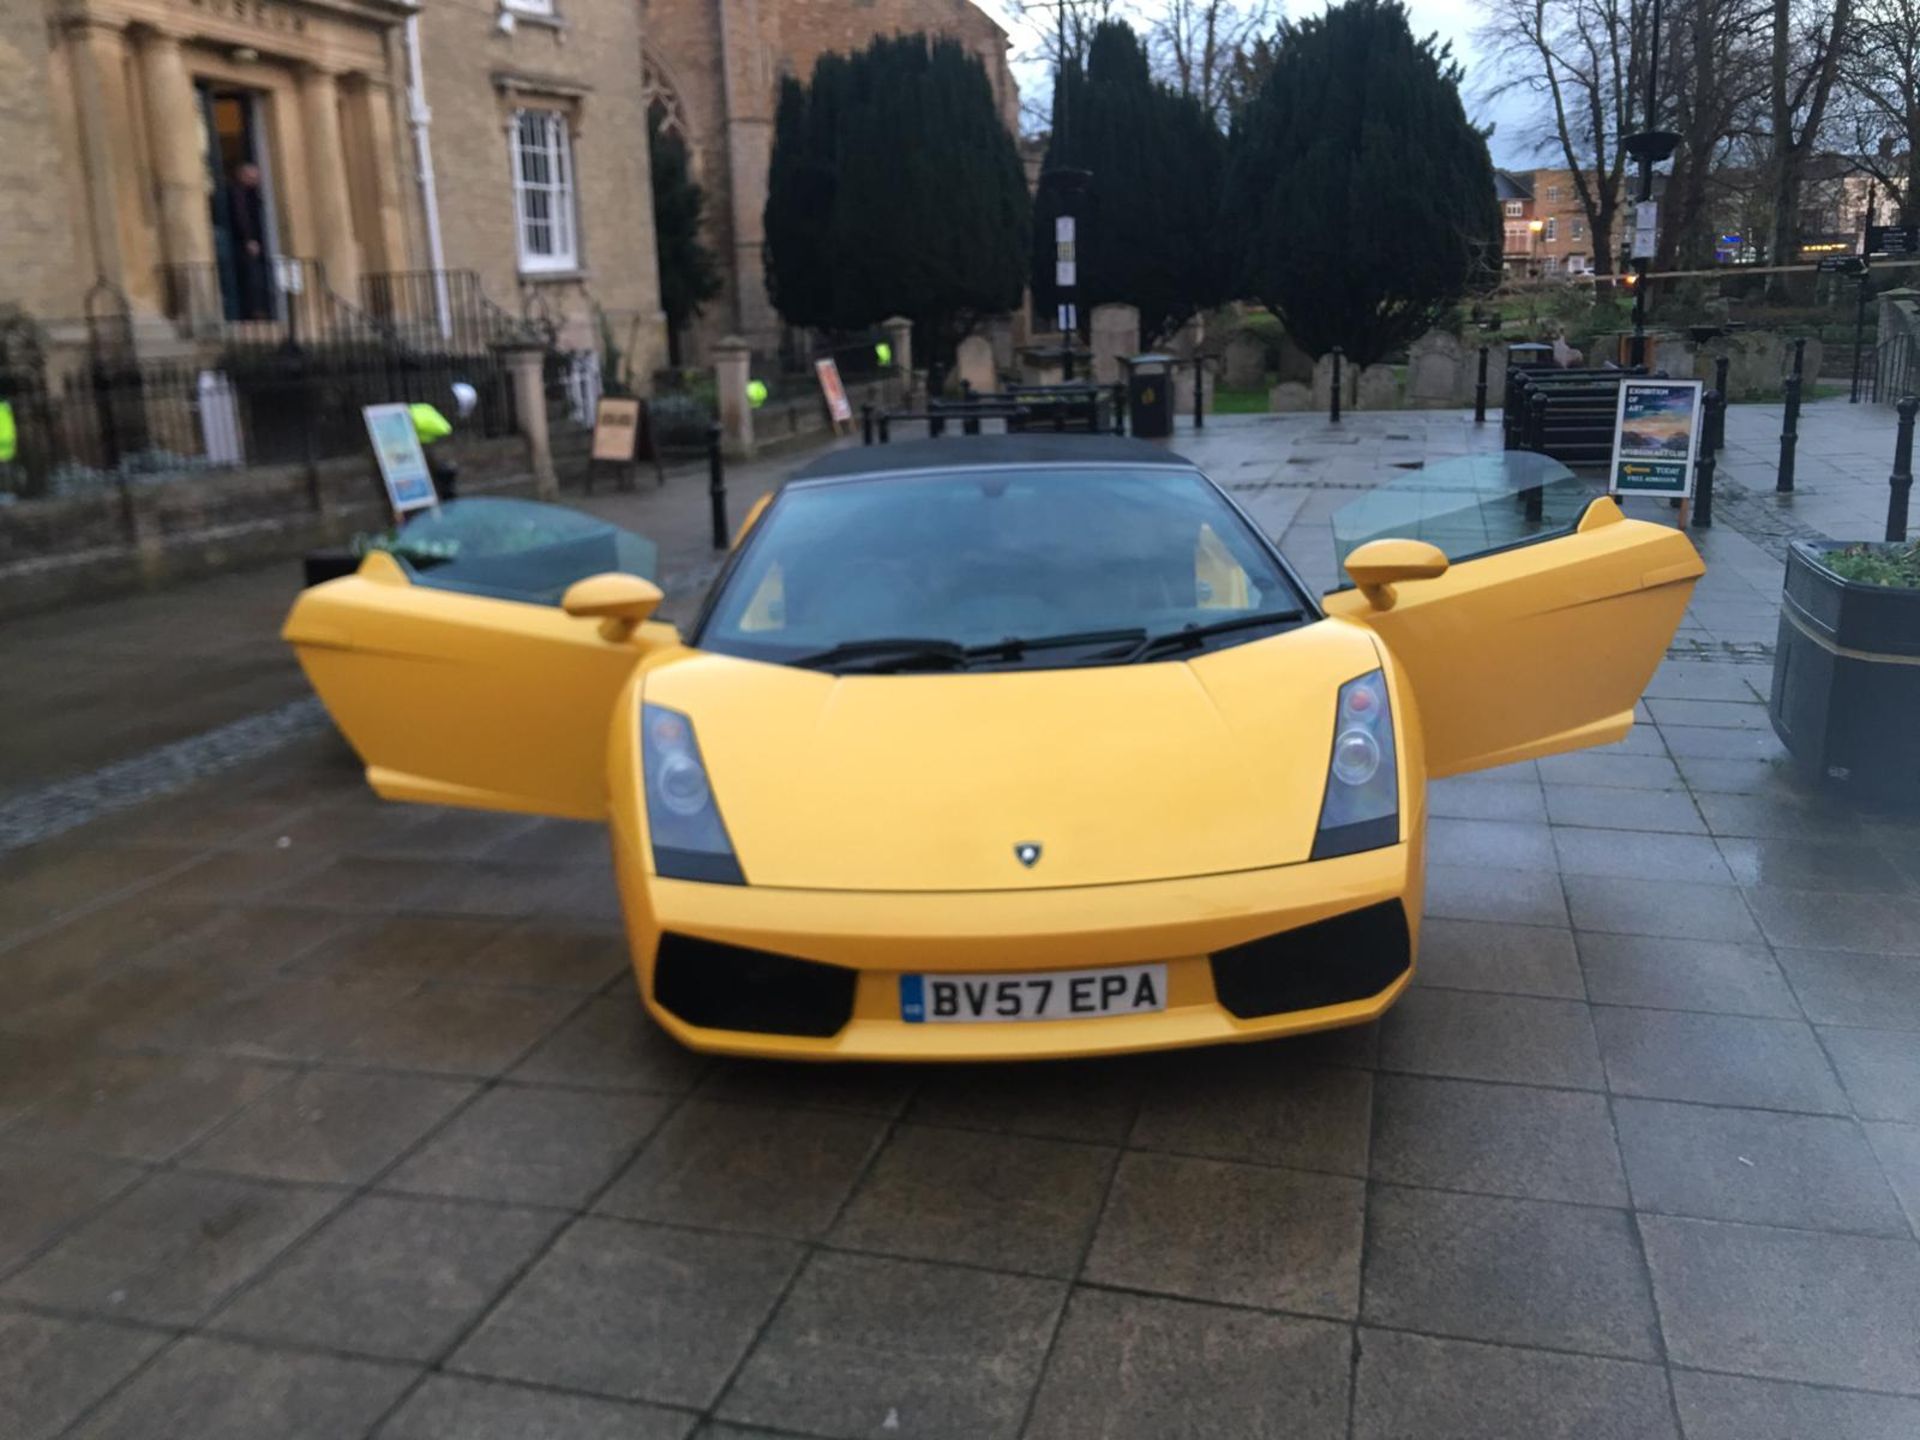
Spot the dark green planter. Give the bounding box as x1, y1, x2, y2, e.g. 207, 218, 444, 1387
1769, 541, 1920, 798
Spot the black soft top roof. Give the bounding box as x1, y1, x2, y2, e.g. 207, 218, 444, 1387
787, 434, 1193, 483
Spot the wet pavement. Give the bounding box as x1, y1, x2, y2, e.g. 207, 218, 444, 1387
3, 402, 1919, 1438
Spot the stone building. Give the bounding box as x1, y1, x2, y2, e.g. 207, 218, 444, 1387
0, 0, 664, 376
639, 0, 1018, 362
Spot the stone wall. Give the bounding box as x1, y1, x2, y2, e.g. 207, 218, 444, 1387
0, 435, 537, 620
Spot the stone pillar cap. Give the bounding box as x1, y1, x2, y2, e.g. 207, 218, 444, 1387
713, 334, 752, 353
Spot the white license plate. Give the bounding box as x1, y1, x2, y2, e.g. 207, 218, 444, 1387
900, 964, 1168, 1024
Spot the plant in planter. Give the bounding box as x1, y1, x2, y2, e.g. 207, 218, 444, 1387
1769, 539, 1920, 799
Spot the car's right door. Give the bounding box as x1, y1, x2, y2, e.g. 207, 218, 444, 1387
1320, 456, 1704, 777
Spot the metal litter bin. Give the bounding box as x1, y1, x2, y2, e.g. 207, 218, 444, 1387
1122, 353, 1174, 439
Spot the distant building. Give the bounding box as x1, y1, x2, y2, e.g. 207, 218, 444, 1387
1499, 168, 1610, 277
641, 0, 1019, 362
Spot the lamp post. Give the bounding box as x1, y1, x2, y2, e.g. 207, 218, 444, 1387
1622, 0, 1679, 369
1034, 0, 1090, 380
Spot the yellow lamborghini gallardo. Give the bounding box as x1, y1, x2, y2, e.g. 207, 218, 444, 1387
285, 435, 1702, 1061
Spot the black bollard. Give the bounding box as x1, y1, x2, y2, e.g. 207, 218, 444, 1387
1887, 395, 1918, 541
1524, 392, 1548, 522
929, 406, 946, 438
706, 423, 728, 550
878, 412, 891, 444
1712, 356, 1730, 453
1194, 356, 1205, 430
1777, 340, 1805, 493
1474, 345, 1489, 424
861, 403, 874, 446
1693, 390, 1720, 529
1330, 347, 1343, 424
1112, 382, 1127, 436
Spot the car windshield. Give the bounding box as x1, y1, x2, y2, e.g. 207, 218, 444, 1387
394, 498, 658, 606
1330, 452, 1595, 567
697, 465, 1308, 670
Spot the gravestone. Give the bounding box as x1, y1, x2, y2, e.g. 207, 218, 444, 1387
1224, 333, 1267, 389
1276, 333, 1315, 383
955, 334, 997, 396
1406, 331, 1466, 408
1354, 365, 1402, 410
1090, 304, 1141, 385
1310, 352, 1358, 412
1269, 381, 1312, 412
1172, 358, 1212, 417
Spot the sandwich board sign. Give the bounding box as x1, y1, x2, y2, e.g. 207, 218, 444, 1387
1607, 378, 1703, 500
591, 396, 643, 462
814, 357, 853, 428
363, 403, 438, 519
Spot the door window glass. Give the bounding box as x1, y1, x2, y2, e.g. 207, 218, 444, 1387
394, 498, 656, 605
1331, 454, 1595, 567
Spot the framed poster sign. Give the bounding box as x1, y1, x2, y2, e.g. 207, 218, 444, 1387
1608, 379, 1703, 500
362, 403, 438, 518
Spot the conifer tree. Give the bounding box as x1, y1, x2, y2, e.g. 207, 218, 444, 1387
1031, 21, 1230, 344
763, 36, 1029, 361
649, 110, 721, 364
1224, 0, 1500, 363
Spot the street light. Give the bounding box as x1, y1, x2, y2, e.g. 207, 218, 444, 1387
1031, 0, 1090, 379
1621, 0, 1680, 368
1528, 218, 1545, 279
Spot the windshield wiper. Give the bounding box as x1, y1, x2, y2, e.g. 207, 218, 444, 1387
793, 627, 1149, 673
791, 637, 969, 672
964, 627, 1148, 662
1122, 609, 1306, 663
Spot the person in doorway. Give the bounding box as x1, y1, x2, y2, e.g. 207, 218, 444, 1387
227, 163, 276, 320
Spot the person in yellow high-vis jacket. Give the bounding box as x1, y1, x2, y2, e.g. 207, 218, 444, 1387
408, 383, 478, 501
0, 398, 18, 467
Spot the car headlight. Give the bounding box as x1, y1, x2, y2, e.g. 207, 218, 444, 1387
1312, 669, 1399, 859
641, 703, 744, 884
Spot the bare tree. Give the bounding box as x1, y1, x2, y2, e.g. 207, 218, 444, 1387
1478, 0, 1650, 276
1148, 0, 1274, 125
1656, 0, 1771, 268
1764, 0, 1854, 292
1839, 0, 1920, 220
1013, 0, 1138, 133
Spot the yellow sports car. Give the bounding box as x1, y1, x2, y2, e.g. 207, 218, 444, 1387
285, 435, 1702, 1061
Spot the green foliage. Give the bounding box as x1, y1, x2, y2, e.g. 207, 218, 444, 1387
1222, 0, 1501, 365
764, 71, 838, 330
763, 36, 1029, 360
649, 110, 722, 356
1031, 21, 1231, 345
1821, 542, 1920, 588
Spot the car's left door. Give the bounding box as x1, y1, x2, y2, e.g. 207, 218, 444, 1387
282, 499, 669, 820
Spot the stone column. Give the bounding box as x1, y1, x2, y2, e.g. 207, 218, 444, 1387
139, 30, 217, 326
299, 65, 361, 299
713, 334, 754, 460
345, 78, 408, 280
65, 20, 158, 306
880, 315, 913, 380
498, 344, 557, 497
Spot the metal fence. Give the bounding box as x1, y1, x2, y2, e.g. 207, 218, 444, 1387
0, 288, 531, 500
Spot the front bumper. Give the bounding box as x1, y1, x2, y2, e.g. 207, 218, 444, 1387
610, 836, 1424, 1062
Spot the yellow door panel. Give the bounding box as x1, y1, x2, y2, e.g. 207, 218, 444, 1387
1322, 499, 1703, 777
284, 562, 664, 819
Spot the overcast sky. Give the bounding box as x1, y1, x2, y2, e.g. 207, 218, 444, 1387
979, 0, 1556, 168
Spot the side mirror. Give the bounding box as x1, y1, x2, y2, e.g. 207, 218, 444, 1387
563, 572, 664, 642
1343, 539, 1449, 611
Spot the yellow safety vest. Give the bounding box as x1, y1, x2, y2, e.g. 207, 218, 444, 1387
408, 403, 452, 444
0, 400, 16, 464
